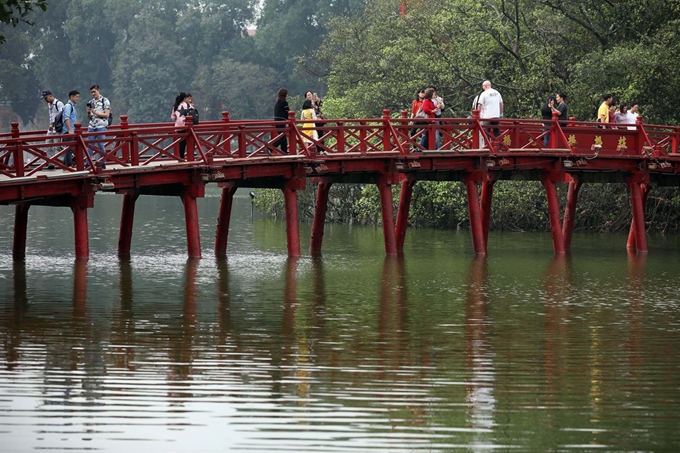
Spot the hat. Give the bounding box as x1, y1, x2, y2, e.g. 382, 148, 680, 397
41, 90, 52, 99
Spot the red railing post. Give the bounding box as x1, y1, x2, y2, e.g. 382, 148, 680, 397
287, 111, 297, 155
336, 120, 345, 153
130, 132, 139, 166
238, 125, 247, 158
121, 115, 130, 163
11, 122, 23, 177
359, 121, 367, 154
221, 111, 231, 155
472, 110, 481, 149
550, 111, 559, 148
186, 118, 195, 162
74, 123, 85, 171
382, 109, 391, 151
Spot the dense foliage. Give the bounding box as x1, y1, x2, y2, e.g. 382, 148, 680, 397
4, 0, 680, 233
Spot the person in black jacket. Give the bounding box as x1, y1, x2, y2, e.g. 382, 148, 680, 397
541, 95, 556, 147
274, 88, 290, 154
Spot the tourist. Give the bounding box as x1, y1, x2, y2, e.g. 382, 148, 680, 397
273, 88, 290, 154
430, 86, 445, 148
608, 104, 616, 127
171, 92, 195, 159
41, 90, 63, 169
597, 94, 612, 128
87, 84, 111, 169
541, 95, 556, 147
476, 80, 503, 138
615, 103, 629, 127
300, 99, 318, 148
62, 90, 80, 167
419, 87, 436, 149
626, 103, 640, 130
410, 88, 425, 137
552, 92, 568, 121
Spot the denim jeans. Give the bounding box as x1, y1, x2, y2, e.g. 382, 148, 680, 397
87, 126, 107, 162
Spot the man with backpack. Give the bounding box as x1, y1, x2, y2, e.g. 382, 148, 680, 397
87, 84, 111, 169
62, 90, 80, 168
41, 90, 64, 169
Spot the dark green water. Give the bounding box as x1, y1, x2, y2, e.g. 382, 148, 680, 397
1, 187, 679, 452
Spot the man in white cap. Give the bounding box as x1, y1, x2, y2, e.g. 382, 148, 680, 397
41, 90, 64, 169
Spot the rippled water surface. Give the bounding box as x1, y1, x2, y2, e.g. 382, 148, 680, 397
1, 187, 680, 452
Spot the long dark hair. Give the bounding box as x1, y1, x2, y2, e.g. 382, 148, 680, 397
173, 92, 187, 112
276, 87, 288, 101
302, 99, 313, 110
414, 88, 425, 101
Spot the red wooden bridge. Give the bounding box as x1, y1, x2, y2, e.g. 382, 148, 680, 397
2, 110, 679, 260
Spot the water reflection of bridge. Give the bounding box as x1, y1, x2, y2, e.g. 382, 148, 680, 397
3, 253, 652, 441
3, 111, 679, 259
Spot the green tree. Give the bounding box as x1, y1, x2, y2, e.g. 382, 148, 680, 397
0, 0, 48, 43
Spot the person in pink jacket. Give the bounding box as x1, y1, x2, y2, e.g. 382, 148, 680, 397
171, 92, 194, 159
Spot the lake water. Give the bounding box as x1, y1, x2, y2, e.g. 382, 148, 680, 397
1, 186, 679, 452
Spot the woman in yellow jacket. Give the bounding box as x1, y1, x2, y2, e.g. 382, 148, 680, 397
300, 99, 318, 146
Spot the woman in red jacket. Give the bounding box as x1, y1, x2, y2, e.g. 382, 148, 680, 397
419, 88, 436, 148
410, 88, 425, 137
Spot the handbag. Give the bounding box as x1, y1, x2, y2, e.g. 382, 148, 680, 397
415, 108, 428, 119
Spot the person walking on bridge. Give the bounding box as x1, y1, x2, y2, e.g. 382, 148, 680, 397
476, 80, 503, 140
274, 88, 290, 154
172, 92, 195, 159
597, 94, 612, 128
62, 90, 80, 167
41, 90, 63, 169
87, 84, 111, 169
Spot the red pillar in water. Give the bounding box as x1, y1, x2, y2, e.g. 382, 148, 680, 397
541, 173, 566, 254
118, 191, 140, 258
464, 174, 487, 255
480, 180, 495, 247
627, 183, 648, 251
310, 179, 332, 255
283, 182, 301, 257
71, 197, 90, 260
377, 174, 397, 256
395, 175, 416, 252
181, 188, 202, 259
562, 179, 582, 251
215, 183, 238, 258
13, 203, 30, 260
627, 179, 648, 253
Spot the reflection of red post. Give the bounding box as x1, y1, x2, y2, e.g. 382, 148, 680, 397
118, 191, 140, 258
395, 175, 416, 251
464, 174, 486, 255
562, 178, 582, 250
310, 179, 332, 255
627, 179, 648, 253
541, 172, 565, 254
627, 183, 648, 252
376, 174, 397, 256
215, 183, 238, 258
12, 203, 30, 259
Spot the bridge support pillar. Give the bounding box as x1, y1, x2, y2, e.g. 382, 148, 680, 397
627, 180, 648, 253
562, 179, 582, 250
71, 195, 92, 260
310, 179, 332, 255
480, 180, 496, 247
283, 181, 301, 257
215, 183, 238, 258
377, 174, 397, 256
464, 175, 487, 255
118, 191, 140, 258
13, 203, 30, 260
395, 175, 416, 252
181, 188, 202, 259
541, 174, 566, 254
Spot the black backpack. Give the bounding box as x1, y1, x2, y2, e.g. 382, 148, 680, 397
101, 96, 113, 126
51, 100, 64, 132
180, 106, 199, 124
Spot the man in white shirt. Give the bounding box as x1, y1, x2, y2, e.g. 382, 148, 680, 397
41, 90, 63, 169
625, 103, 639, 130
476, 80, 503, 138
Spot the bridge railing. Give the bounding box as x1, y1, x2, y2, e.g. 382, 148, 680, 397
3, 112, 680, 180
